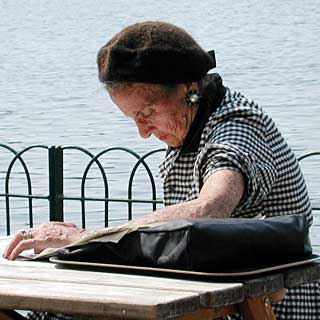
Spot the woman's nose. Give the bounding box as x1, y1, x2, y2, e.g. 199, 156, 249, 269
135, 119, 153, 138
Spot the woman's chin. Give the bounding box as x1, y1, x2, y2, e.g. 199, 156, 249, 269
163, 139, 182, 148
156, 134, 183, 147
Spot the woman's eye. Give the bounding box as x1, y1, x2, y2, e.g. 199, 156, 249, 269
141, 107, 154, 118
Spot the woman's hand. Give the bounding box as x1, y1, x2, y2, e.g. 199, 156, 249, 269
3, 222, 89, 260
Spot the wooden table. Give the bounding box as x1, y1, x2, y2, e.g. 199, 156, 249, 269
0, 237, 319, 320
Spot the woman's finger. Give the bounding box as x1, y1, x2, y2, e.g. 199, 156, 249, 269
8, 235, 66, 260
3, 222, 82, 260
7, 238, 37, 260
2, 229, 33, 259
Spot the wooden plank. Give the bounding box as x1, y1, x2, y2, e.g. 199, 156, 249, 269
283, 262, 320, 288
0, 237, 243, 307
241, 273, 284, 298
0, 278, 200, 320
0, 236, 245, 318
0, 237, 245, 310
0, 264, 244, 308
0, 259, 56, 269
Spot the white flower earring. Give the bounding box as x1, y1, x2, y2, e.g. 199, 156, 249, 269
185, 89, 200, 107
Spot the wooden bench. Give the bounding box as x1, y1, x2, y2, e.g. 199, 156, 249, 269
0, 237, 319, 320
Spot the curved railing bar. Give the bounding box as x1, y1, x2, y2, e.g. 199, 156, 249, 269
61, 145, 97, 157
128, 148, 166, 220
0, 144, 19, 235
298, 151, 320, 211
298, 152, 320, 162
61, 146, 109, 229
4, 145, 49, 235
0, 144, 18, 154
81, 147, 156, 227
81, 147, 141, 227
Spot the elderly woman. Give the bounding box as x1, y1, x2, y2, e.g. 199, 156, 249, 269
4, 22, 320, 319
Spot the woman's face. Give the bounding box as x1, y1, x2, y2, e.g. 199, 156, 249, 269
110, 83, 197, 147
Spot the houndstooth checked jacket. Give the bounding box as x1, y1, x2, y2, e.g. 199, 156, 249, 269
160, 74, 312, 224
159, 74, 318, 319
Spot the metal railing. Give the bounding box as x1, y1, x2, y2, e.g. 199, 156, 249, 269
1, 144, 319, 235
0, 144, 166, 235
298, 152, 320, 211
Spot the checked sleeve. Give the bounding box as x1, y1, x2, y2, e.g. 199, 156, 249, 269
195, 108, 278, 213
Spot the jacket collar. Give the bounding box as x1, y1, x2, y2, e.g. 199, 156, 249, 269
178, 73, 226, 155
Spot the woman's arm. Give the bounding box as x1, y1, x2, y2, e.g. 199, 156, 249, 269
3, 169, 244, 260
128, 169, 245, 225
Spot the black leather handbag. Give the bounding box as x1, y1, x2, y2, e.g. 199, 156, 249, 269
57, 214, 312, 273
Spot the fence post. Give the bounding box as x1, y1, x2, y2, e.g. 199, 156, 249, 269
48, 146, 64, 221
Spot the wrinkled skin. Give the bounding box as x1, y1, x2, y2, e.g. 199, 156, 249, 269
109, 83, 199, 147
3, 222, 86, 260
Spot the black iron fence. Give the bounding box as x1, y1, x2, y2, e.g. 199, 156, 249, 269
0, 144, 166, 235
0, 144, 319, 237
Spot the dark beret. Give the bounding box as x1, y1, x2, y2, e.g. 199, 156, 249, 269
97, 22, 216, 84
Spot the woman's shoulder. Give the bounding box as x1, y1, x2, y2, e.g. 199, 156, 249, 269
200, 88, 277, 145
207, 87, 272, 127
219, 87, 263, 115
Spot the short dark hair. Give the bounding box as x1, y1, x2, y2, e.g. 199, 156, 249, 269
104, 80, 179, 96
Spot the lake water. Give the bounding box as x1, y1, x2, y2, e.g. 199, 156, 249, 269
0, 0, 320, 248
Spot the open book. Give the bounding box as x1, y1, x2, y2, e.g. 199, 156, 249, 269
18, 215, 267, 260
19, 222, 164, 260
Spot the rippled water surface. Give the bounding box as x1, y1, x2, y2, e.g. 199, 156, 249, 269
0, 0, 319, 244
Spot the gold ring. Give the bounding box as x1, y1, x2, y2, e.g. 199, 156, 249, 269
20, 229, 33, 240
